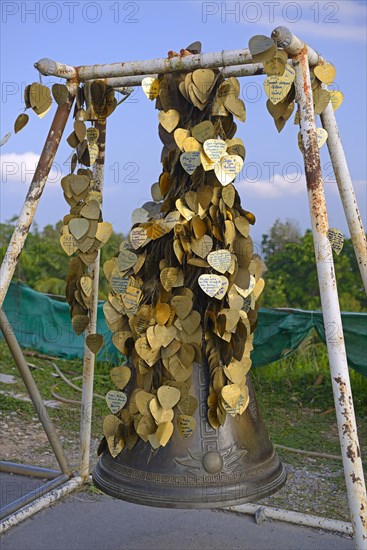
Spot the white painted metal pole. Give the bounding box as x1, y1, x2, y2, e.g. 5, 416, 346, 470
230, 503, 353, 535
292, 45, 367, 549
320, 101, 367, 293
0, 88, 76, 308
0, 476, 83, 534
35, 49, 254, 81
103, 62, 265, 89
79, 120, 106, 482
32, 64, 269, 91
0, 310, 72, 476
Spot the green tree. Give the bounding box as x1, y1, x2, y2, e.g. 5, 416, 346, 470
0, 220, 124, 300
2, 218, 365, 312
261, 218, 301, 256
260, 221, 366, 312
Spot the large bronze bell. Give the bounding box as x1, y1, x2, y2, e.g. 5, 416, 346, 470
93, 362, 286, 508
93, 51, 286, 508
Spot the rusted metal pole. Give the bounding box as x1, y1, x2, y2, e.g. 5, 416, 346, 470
34, 48, 256, 81
79, 119, 106, 482
0, 90, 76, 308
0, 309, 72, 476
291, 45, 367, 549
271, 26, 323, 66
320, 101, 367, 293
34, 64, 266, 90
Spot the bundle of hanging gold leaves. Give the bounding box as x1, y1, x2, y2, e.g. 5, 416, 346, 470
1, 81, 53, 147
58, 81, 119, 354
248, 35, 343, 134
1, 77, 124, 353
99, 44, 267, 458
248, 34, 345, 253
1, 39, 346, 458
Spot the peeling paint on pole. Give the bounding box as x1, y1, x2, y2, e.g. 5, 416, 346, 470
271, 26, 322, 66
35, 49, 255, 82
34, 63, 266, 89
289, 40, 367, 549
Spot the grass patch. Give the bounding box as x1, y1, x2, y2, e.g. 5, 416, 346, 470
1, 338, 365, 520
0, 340, 111, 437
252, 338, 367, 457
1, 338, 366, 461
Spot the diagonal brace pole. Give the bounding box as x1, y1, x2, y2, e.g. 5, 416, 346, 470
320, 101, 367, 293
80, 119, 107, 481
0, 309, 72, 476
291, 45, 367, 549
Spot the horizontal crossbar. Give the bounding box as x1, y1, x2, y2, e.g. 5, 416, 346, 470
34, 26, 323, 84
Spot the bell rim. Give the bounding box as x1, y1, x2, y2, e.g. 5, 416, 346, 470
92, 450, 287, 509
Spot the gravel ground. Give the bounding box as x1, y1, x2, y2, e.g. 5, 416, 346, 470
0, 408, 351, 521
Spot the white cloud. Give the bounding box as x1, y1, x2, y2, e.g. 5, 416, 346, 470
237, 172, 307, 198
199, 0, 366, 43
237, 173, 366, 200
349, 179, 366, 191
325, 177, 367, 196
0, 151, 63, 188
268, 15, 366, 43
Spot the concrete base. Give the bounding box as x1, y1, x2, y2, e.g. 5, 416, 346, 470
0, 475, 353, 550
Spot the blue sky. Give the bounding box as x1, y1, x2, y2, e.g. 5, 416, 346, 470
1, 0, 366, 248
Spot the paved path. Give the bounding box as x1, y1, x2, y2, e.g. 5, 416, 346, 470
1, 474, 353, 550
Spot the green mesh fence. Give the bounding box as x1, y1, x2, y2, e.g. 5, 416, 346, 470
2, 282, 366, 376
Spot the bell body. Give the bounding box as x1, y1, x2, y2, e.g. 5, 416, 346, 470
93, 363, 286, 509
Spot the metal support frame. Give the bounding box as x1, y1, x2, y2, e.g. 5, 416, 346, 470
0, 26, 365, 545
0, 474, 69, 521
37, 63, 267, 90
80, 119, 107, 481
320, 101, 367, 292
0, 309, 72, 477
229, 503, 353, 536
0, 476, 84, 534
0, 91, 77, 520
34, 40, 323, 82
35, 49, 256, 81
0, 462, 61, 480
272, 28, 366, 547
